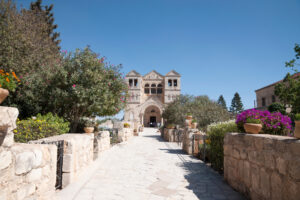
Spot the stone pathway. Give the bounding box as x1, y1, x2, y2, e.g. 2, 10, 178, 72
72, 128, 245, 200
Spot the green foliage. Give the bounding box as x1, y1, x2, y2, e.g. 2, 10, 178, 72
84, 119, 96, 127
275, 73, 300, 114
217, 95, 227, 110
124, 123, 130, 128
268, 102, 286, 115
14, 113, 69, 143
285, 43, 300, 72
229, 92, 244, 115
162, 95, 231, 130
206, 120, 238, 172
275, 44, 300, 114
295, 113, 300, 121
246, 118, 261, 124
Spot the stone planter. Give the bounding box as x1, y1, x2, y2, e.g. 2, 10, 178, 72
84, 127, 94, 134
191, 122, 198, 129
0, 88, 9, 104
244, 123, 262, 134
294, 121, 300, 138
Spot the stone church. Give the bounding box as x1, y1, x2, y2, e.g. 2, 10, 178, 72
124, 70, 181, 127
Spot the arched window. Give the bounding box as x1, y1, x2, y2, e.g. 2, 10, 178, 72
157, 84, 163, 94
151, 84, 156, 94
144, 84, 150, 94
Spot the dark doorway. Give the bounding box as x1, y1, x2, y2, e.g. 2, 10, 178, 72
149, 116, 157, 127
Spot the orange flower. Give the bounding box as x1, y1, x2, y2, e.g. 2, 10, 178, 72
6, 73, 9, 76
12, 72, 20, 82
0, 84, 2, 87
6, 77, 10, 82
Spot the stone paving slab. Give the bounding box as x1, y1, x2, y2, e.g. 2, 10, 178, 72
65, 128, 245, 200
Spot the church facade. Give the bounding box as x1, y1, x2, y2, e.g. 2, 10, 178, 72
124, 70, 181, 127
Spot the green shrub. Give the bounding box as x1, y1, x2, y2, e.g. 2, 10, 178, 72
268, 102, 286, 115
206, 120, 238, 172
14, 113, 70, 143
246, 118, 261, 124
295, 113, 300, 121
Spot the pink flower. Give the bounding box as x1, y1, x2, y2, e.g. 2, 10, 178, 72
72, 84, 76, 88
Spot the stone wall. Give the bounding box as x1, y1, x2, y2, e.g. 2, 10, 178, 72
0, 144, 57, 200
182, 128, 205, 156
163, 128, 184, 142
0, 106, 57, 200
118, 128, 133, 142
93, 131, 110, 160
31, 133, 94, 188
224, 133, 300, 200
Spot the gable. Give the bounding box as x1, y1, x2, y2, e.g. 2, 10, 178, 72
126, 70, 141, 77
143, 70, 164, 80
165, 70, 180, 77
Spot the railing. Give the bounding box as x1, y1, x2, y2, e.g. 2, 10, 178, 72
100, 128, 119, 145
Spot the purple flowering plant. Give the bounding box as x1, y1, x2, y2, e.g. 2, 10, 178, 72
236, 109, 292, 136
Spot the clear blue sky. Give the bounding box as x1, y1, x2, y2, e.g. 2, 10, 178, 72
18, 0, 300, 111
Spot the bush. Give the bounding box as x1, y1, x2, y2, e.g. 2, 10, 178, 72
236, 109, 292, 136
206, 120, 238, 172
14, 113, 69, 143
295, 113, 300, 121
162, 95, 231, 130
268, 102, 286, 115
124, 123, 130, 128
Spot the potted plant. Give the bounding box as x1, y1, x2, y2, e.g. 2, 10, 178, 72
124, 123, 130, 128
191, 119, 198, 129
166, 124, 175, 129
134, 129, 138, 136
84, 119, 95, 134
294, 113, 300, 138
0, 70, 20, 104
244, 118, 262, 134
186, 113, 193, 120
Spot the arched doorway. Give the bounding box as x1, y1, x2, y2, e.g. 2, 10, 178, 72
143, 105, 162, 127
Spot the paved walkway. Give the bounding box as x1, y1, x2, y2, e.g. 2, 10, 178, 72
64, 128, 244, 200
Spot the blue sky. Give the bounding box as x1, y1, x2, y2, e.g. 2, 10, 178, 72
18, 0, 300, 113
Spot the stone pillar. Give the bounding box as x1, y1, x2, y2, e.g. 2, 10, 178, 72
0, 106, 19, 147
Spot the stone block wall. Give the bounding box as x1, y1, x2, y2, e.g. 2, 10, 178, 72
163, 128, 184, 142
93, 131, 110, 160
118, 128, 133, 142
224, 133, 300, 200
1, 106, 58, 200
0, 144, 57, 200
182, 128, 205, 155
32, 133, 94, 188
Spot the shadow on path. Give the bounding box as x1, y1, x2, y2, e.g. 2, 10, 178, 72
159, 137, 245, 200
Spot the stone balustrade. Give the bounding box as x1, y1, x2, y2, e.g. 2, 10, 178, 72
224, 133, 300, 200
93, 131, 110, 160
162, 128, 184, 142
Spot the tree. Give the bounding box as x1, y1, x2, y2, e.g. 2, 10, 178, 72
275, 44, 300, 114
162, 95, 231, 130
40, 47, 128, 132
30, 0, 61, 48
230, 92, 244, 115
217, 95, 227, 110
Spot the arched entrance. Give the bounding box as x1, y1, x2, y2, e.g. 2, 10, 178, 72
143, 105, 162, 127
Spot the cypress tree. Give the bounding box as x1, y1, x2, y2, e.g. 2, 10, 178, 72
230, 92, 244, 114
217, 95, 227, 110
30, 0, 61, 48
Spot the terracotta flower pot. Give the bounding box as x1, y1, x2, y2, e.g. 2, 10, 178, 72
244, 123, 262, 134
186, 115, 193, 120
191, 123, 198, 129
0, 88, 9, 104
84, 127, 94, 134
294, 121, 300, 139
185, 119, 192, 128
